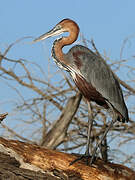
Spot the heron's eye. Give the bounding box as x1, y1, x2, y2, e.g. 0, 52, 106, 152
55, 25, 61, 30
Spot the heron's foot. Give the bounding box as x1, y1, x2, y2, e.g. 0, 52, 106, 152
70, 153, 91, 166
70, 149, 97, 166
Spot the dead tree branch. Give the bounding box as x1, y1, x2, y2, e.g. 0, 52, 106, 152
41, 93, 82, 148
0, 137, 134, 180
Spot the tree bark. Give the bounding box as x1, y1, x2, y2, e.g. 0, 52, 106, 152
0, 153, 56, 180
0, 137, 134, 180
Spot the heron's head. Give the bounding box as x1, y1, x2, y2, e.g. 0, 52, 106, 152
33, 19, 79, 43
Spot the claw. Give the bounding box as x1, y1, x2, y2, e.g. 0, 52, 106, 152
70, 153, 92, 166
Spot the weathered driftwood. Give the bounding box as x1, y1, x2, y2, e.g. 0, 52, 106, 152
0, 137, 134, 180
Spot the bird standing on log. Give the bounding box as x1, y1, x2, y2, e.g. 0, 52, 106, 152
33, 19, 129, 165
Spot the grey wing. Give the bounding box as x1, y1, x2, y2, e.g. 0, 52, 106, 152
77, 49, 128, 120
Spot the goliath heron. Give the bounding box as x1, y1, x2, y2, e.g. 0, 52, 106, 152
33, 19, 129, 164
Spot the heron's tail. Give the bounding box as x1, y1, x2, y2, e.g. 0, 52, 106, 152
117, 114, 129, 123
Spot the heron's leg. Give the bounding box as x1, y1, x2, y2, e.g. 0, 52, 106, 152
90, 117, 117, 165
85, 101, 93, 157
70, 115, 116, 166
90, 102, 117, 165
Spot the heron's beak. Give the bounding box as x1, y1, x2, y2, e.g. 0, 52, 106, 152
33, 25, 63, 43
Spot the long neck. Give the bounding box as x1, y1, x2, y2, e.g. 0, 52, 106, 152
52, 27, 79, 66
